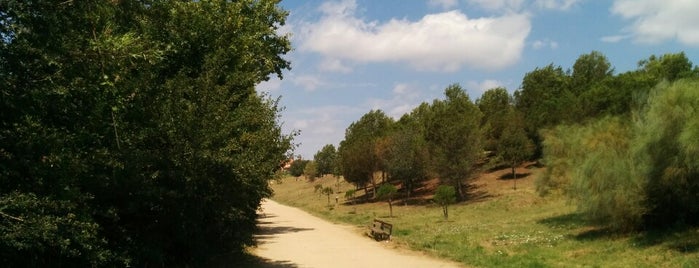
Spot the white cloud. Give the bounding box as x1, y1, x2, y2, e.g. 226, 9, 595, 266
610, 0, 699, 46
467, 79, 504, 93
534, 0, 581, 11
428, 0, 459, 10
285, 105, 363, 158
600, 34, 630, 43
293, 75, 324, 91
532, 39, 558, 49
467, 0, 526, 12
319, 58, 352, 73
297, 0, 531, 72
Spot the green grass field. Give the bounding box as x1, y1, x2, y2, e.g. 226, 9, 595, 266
269, 166, 699, 268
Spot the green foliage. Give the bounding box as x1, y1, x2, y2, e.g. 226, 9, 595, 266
385, 116, 430, 197
497, 110, 534, 189
427, 84, 482, 200
375, 184, 398, 217
636, 79, 699, 226
304, 161, 318, 181
344, 189, 357, 204
433, 185, 456, 219
289, 159, 309, 177
338, 110, 394, 192
571, 50, 613, 95
540, 79, 699, 230
314, 144, 337, 176
321, 187, 334, 205
477, 87, 512, 151
0, 0, 293, 266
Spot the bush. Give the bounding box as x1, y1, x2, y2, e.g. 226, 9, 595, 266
539, 79, 699, 230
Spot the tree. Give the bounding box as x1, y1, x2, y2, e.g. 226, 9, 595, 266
385, 115, 430, 198
375, 184, 398, 217
321, 187, 334, 205
338, 110, 393, 197
427, 84, 482, 200
304, 161, 318, 181
289, 159, 309, 177
514, 64, 573, 155
433, 185, 456, 220
314, 144, 337, 177
571, 51, 613, 95
0, 1, 293, 266
477, 87, 512, 151
344, 189, 357, 205
497, 110, 534, 190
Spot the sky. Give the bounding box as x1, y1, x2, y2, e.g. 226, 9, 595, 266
256, 0, 699, 159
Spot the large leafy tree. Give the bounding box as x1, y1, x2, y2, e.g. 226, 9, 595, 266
427, 84, 482, 200
477, 87, 512, 152
497, 110, 534, 190
385, 115, 430, 198
514, 64, 573, 155
313, 144, 337, 177
0, 0, 293, 266
338, 110, 393, 196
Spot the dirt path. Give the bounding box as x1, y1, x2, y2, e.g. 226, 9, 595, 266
251, 199, 463, 268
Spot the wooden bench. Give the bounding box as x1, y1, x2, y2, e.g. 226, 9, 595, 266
369, 219, 392, 241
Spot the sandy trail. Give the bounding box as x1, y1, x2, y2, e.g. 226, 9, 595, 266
252, 199, 463, 268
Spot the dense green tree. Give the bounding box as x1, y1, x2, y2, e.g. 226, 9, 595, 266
0, 0, 293, 266
571, 51, 613, 95
433, 185, 456, 220
514, 64, 573, 155
314, 144, 337, 177
304, 161, 318, 181
304, 162, 316, 180
427, 84, 482, 200
497, 110, 534, 190
477, 87, 512, 151
289, 159, 309, 177
638, 52, 696, 82
338, 110, 394, 196
321, 187, 334, 205
385, 115, 430, 198
375, 184, 398, 217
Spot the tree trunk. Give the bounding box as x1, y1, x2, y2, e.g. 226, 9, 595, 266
512, 164, 517, 190
455, 181, 464, 201
443, 204, 448, 219
388, 199, 393, 217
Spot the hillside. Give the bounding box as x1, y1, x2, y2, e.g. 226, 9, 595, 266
269, 163, 699, 267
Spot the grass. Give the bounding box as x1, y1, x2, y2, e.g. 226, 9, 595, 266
269, 166, 699, 268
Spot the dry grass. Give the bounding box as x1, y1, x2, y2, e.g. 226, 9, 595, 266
269, 163, 699, 268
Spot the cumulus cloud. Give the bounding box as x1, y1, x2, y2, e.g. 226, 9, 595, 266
467, 0, 526, 12
467, 79, 505, 94
610, 0, 699, 46
428, 0, 459, 10
319, 58, 352, 73
534, 0, 581, 10
293, 75, 324, 91
297, 0, 531, 72
285, 105, 363, 158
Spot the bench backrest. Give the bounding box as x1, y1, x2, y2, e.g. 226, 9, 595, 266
373, 219, 392, 234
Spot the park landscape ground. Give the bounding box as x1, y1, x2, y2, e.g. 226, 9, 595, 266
263, 163, 699, 267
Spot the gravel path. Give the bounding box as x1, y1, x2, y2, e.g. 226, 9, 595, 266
252, 199, 463, 268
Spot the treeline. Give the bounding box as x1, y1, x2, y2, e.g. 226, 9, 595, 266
307, 51, 699, 231
1, 1, 293, 266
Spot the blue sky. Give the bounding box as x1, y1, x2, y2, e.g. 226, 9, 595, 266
256, 0, 699, 159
